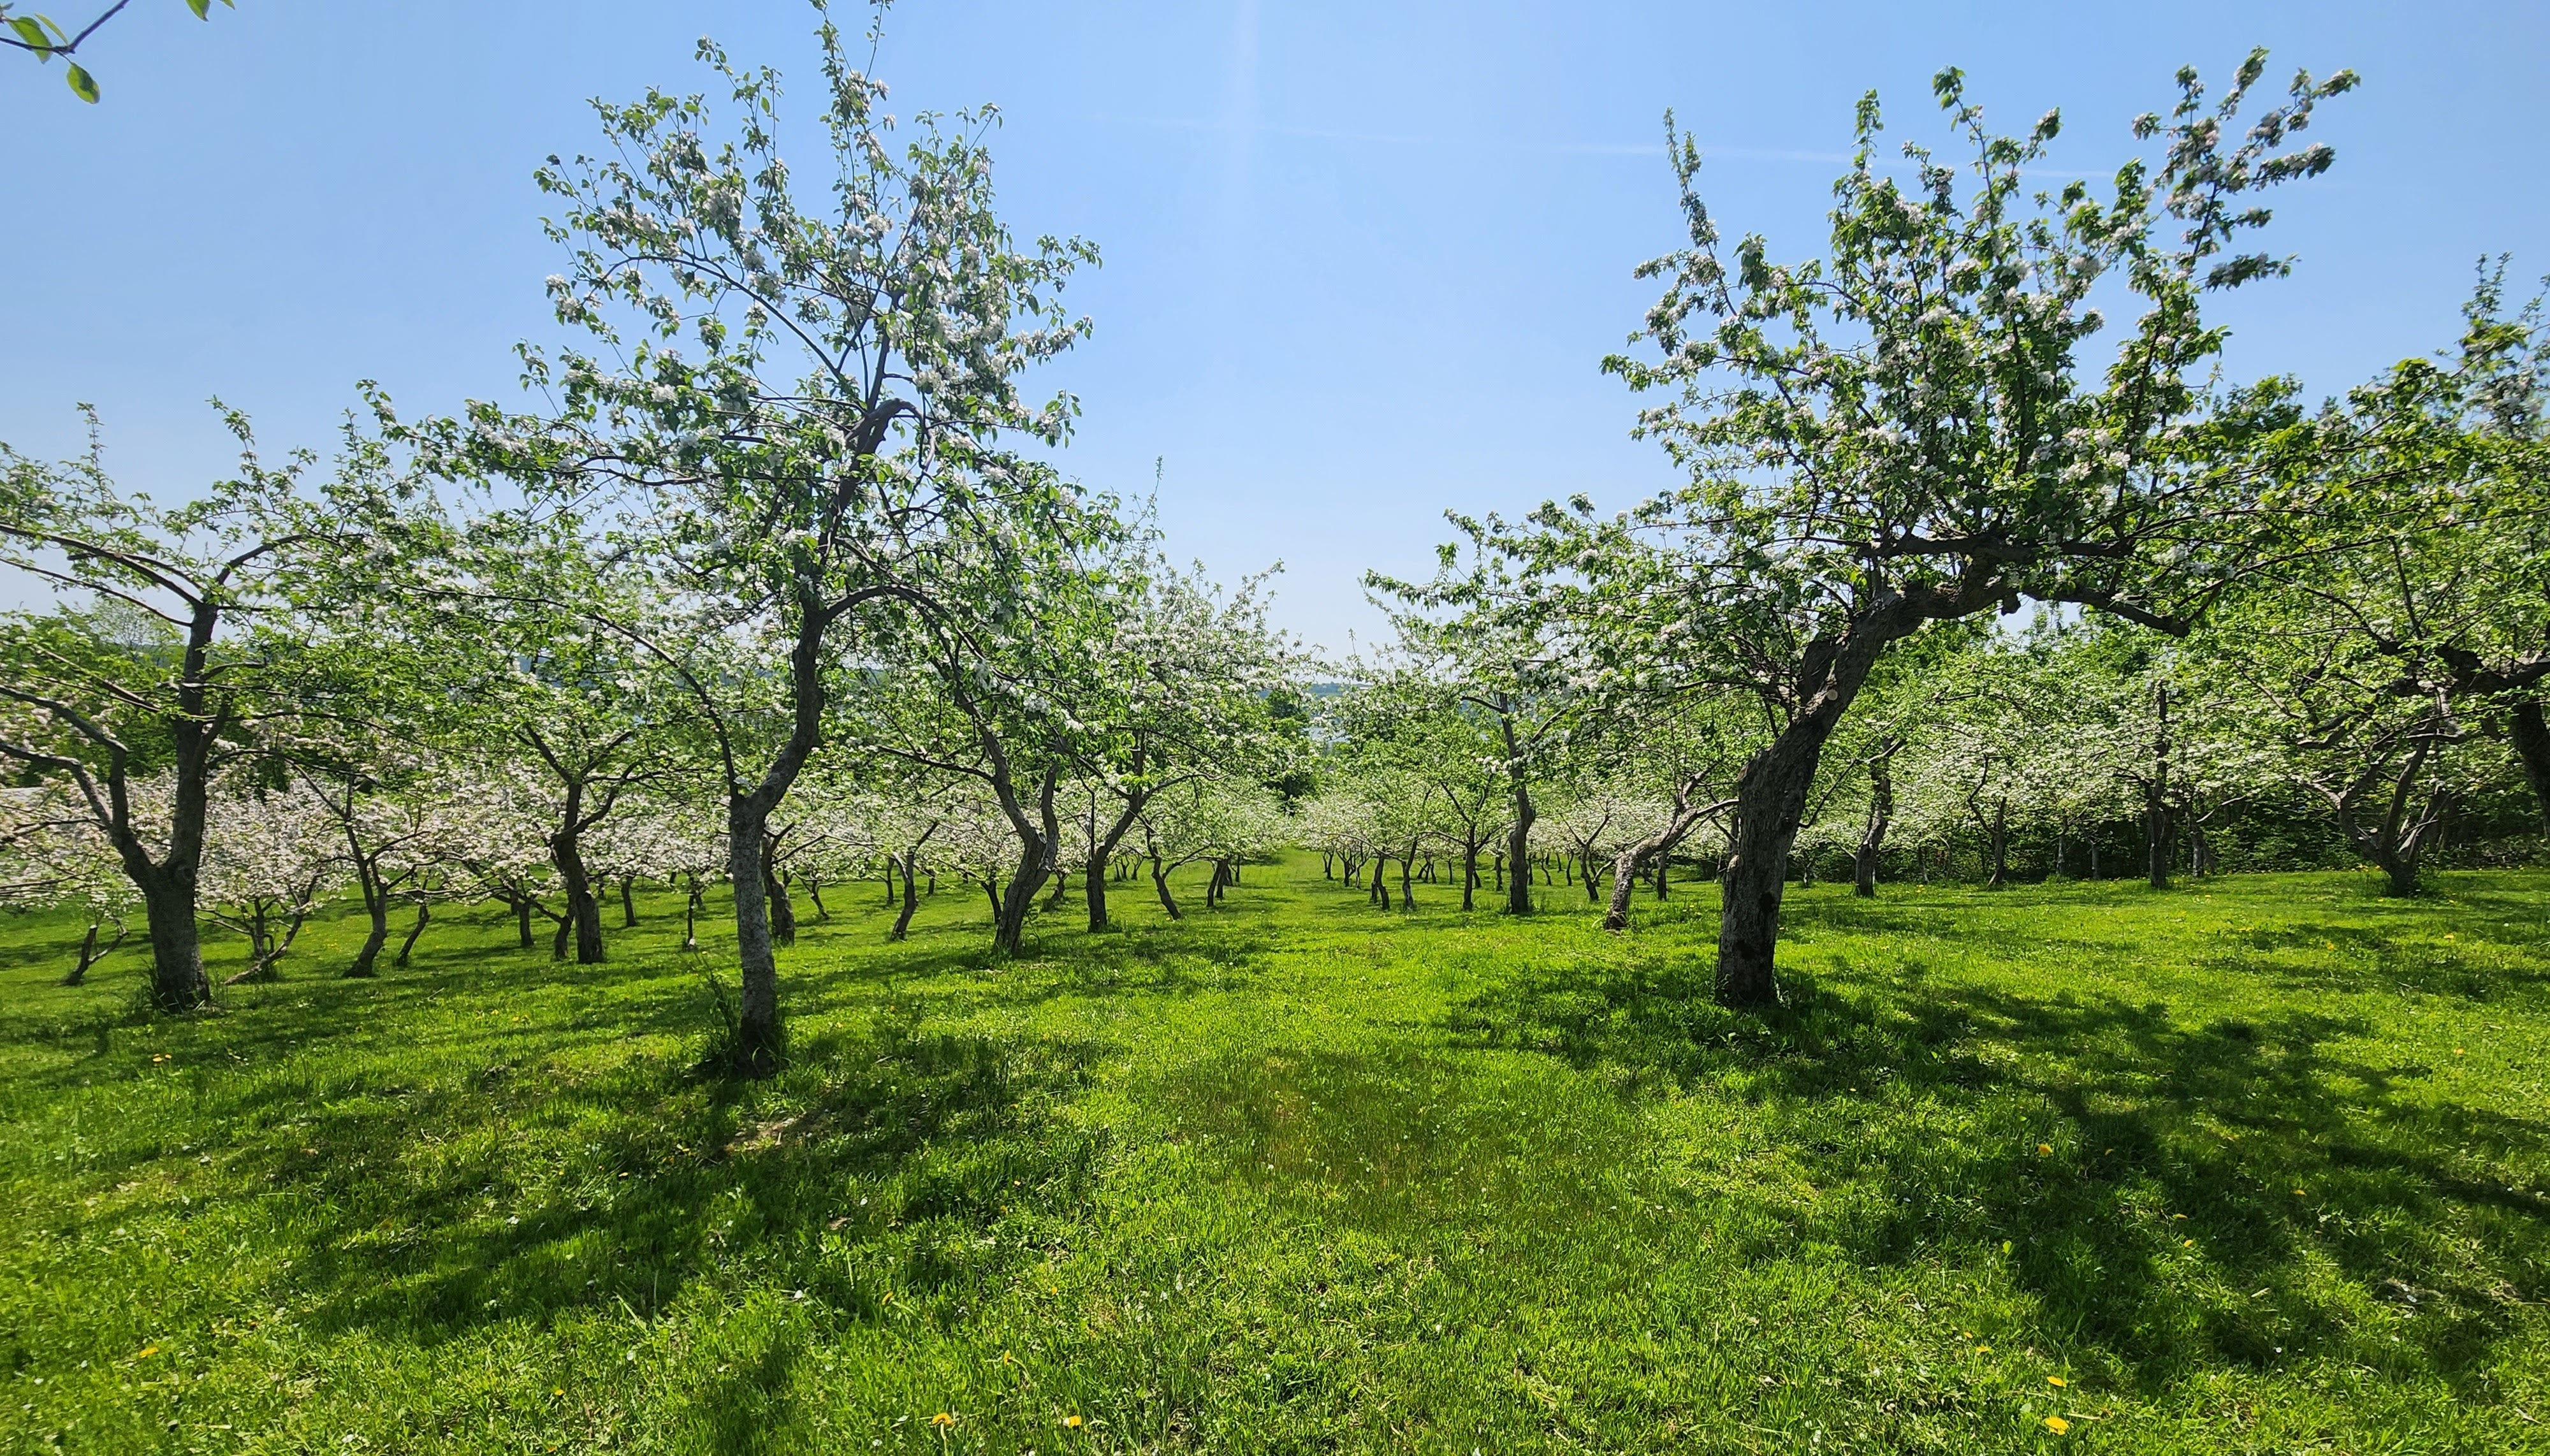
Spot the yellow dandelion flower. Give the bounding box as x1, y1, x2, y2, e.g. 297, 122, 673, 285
2037, 1143, 2053, 1156
931, 1412, 956, 1428
1976, 1344, 1992, 1353
2001, 1241, 2013, 1254
135, 1344, 159, 1359
1064, 1415, 1084, 1429
2047, 1376, 2066, 1387
2182, 1238, 2195, 1248
2045, 1415, 2071, 1434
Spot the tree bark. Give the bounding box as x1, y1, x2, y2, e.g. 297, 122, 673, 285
1149, 848, 1183, 919
1714, 603, 1917, 1004
1985, 799, 2009, 889
136, 868, 208, 1011
551, 780, 608, 965
1503, 718, 1535, 915
2511, 701, 2550, 837
395, 902, 431, 966
991, 768, 1061, 957
345, 868, 391, 979
65, 921, 127, 987
890, 852, 922, 942
1716, 727, 1831, 1005
1854, 753, 1893, 898
2331, 739, 2447, 897
1084, 854, 1110, 931
728, 799, 783, 1074
2146, 682, 2172, 890
620, 875, 639, 928
1603, 784, 1724, 933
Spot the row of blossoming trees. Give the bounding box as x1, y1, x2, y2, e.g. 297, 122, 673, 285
6, 21, 2549, 1057
0, 11, 1311, 1074
1293, 52, 2550, 1005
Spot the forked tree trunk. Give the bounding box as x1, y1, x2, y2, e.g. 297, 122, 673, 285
346, 861, 391, 979
552, 801, 608, 965
2332, 739, 2449, 897
891, 852, 922, 942
68, 924, 99, 987
1603, 788, 1722, 934
1150, 849, 1183, 919
983, 764, 1061, 957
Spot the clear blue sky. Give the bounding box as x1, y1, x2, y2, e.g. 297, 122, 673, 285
4, 1, 2544, 650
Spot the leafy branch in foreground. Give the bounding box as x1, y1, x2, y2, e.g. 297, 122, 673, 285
3, 0, 233, 103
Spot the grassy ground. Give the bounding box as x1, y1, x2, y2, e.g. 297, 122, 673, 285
1, 857, 2546, 1455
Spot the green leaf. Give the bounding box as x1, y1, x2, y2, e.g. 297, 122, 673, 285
8, 15, 50, 50
65, 61, 96, 103
187, 0, 208, 15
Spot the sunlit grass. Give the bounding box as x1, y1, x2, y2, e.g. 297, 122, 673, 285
1, 859, 2544, 1452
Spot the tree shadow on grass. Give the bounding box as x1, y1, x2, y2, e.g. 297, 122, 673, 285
241, 1018, 1112, 1347
1153, 1042, 1645, 1246
1443, 951, 2550, 1394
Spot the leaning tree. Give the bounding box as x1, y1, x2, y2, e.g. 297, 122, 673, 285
1464, 52, 2356, 1003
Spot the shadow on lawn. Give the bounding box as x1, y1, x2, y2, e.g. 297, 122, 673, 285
4, 906, 1116, 1356
1445, 952, 2550, 1393
260, 1015, 1113, 1347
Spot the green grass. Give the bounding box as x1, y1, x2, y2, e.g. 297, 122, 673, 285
2, 858, 2547, 1454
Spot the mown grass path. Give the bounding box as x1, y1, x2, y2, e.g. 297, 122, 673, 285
1, 859, 2545, 1453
